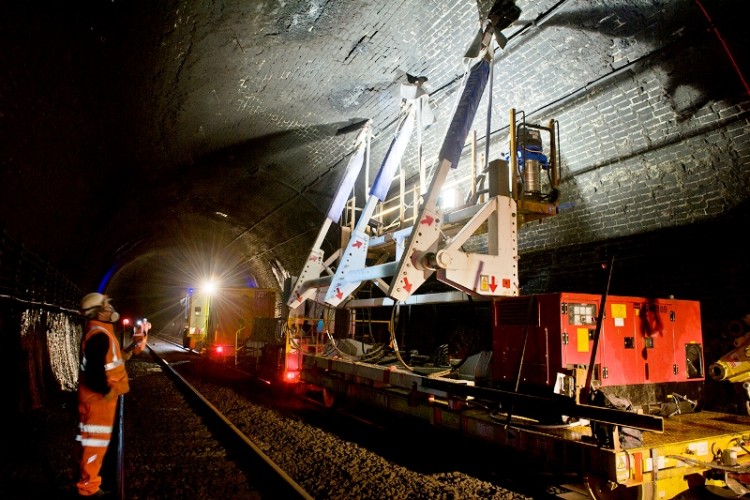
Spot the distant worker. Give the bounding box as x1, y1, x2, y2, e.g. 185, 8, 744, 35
76, 293, 130, 497
130, 318, 151, 355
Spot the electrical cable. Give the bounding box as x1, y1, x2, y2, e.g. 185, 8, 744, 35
693, 0, 749, 96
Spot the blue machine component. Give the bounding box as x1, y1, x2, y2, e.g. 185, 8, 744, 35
515, 126, 549, 169
439, 59, 490, 170
371, 109, 415, 201
326, 141, 366, 223
508, 125, 550, 197
519, 148, 549, 169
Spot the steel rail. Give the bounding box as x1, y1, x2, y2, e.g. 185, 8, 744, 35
147, 345, 314, 500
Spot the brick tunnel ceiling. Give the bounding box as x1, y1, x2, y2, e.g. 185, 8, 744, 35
1, 0, 746, 316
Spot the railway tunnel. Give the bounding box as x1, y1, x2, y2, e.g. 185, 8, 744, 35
1, 0, 750, 496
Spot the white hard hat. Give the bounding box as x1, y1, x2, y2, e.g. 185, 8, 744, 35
81, 292, 107, 316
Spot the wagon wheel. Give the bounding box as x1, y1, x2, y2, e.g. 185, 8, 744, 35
584, 473, 650, 500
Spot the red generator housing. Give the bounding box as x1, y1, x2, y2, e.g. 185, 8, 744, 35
491, 292, 705, 408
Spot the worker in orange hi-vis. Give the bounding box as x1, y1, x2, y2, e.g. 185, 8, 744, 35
131, 318, 151, 355
76, 293, 130, 498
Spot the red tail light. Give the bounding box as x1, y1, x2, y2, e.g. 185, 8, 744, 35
283, 370, 299, 383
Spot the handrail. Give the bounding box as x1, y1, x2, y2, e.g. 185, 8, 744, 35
343, 129, 485, 238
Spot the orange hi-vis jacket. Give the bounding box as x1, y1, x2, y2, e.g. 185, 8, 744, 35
76, 320, 130, 496
132, 320, 150, 355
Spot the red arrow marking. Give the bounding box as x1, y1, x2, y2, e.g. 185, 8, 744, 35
403, 277, 412, 292
489, 276, 497, 292
421, 214, 434, 225
353, 240, 363, 249
336, 288, 343, 299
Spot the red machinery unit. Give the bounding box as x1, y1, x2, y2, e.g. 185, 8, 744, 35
491, 292, 705, 407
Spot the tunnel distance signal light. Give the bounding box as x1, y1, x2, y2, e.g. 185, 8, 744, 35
122, 318, 131, 326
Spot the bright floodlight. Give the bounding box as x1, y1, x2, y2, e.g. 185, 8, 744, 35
202, 280, 218, 295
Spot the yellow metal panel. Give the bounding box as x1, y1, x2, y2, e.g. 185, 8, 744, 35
643, 411, 750, 447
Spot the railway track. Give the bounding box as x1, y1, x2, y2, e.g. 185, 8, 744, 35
145, 341, 312, 499
137, 336, 590, 499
